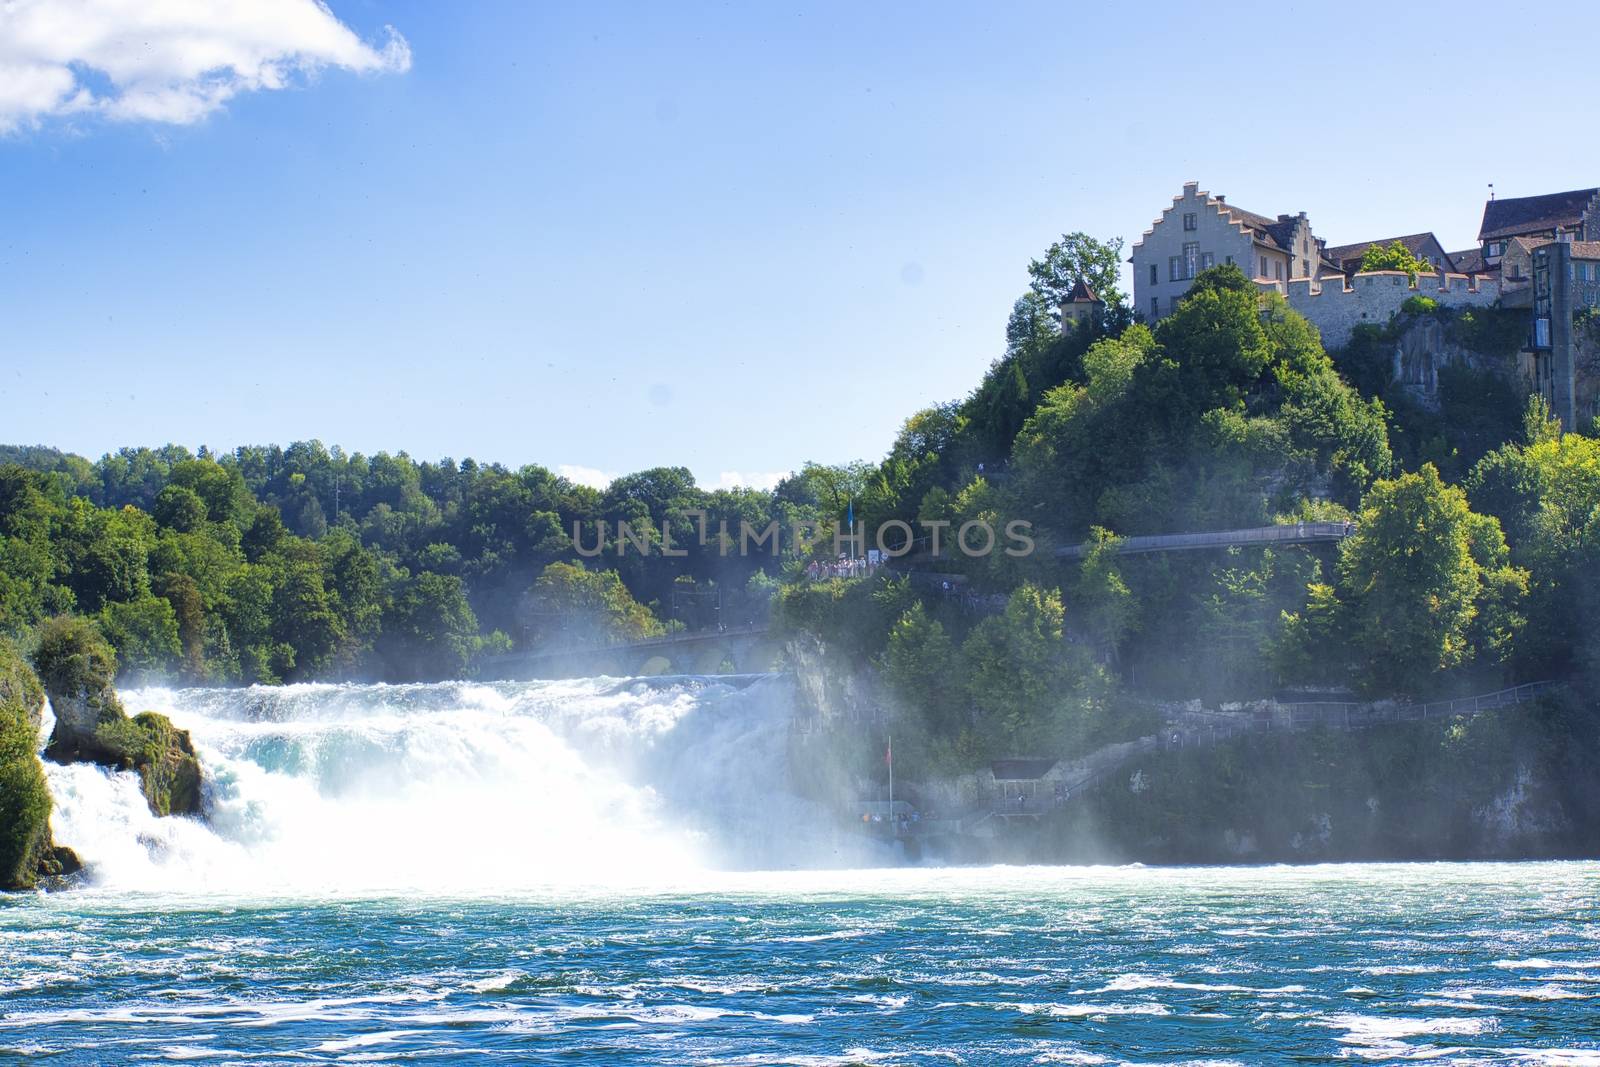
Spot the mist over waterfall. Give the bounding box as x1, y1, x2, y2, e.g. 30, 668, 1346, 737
44, 675, 873, 894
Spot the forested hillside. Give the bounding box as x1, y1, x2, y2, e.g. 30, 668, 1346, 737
3, 241, 1597, 768
772, 249, 1599, 767
0, 447, 848, 683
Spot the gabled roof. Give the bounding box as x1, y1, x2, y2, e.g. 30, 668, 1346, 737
1479, 188, 1600, 241
1449, 247, 1489, 274
1324, 233, 1447, 271
1216, 200, 1303, 252
1505, 236, 1600, 262
1521, 238, 1600, 261
1132, 185, 1310, 255
1064, 278, 1102, 304
990, 758, 1057, 781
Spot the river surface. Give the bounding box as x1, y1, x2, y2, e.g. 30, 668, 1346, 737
4, 681, 1598, 1063
3, 863, 1598, 1064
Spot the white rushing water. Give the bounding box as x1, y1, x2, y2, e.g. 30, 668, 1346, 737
42, 675, 872, 895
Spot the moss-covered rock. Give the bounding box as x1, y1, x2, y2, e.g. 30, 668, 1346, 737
34, 616, 204, 819
0, 640, 81, 891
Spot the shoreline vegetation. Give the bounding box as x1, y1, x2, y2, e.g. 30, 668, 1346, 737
4, 244, 1598, 881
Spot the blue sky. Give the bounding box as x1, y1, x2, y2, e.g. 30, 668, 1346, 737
3, 0, 1597, 490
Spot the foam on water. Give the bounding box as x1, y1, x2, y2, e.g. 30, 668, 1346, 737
44, 675, 872, 894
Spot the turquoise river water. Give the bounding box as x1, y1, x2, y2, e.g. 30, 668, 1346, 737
2, 681, 1596, 1063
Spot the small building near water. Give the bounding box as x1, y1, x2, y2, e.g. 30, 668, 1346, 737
989, 758, 1067, 811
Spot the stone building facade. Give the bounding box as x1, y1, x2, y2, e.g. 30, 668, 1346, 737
1130, 181, 1330, 321
1478, 188, 1600, 267
1124, 180, 1598, 430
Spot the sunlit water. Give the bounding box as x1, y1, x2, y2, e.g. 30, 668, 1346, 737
4, 682, 1598, 1062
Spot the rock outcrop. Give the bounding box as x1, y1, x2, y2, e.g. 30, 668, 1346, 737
1390, 312, 1520, 406
0, 640, 82, 891
33, 617, 203, 819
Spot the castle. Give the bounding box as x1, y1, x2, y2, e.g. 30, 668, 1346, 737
1126, 182, 1600, 429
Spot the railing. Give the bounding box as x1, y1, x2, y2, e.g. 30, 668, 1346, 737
1249, 680, 1560, 730
1058, 521, 1355, 558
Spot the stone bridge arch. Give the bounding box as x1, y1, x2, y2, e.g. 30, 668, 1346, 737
628, 633, 783, 676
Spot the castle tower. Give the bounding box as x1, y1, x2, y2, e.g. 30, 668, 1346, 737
1061, 277, 1104, 332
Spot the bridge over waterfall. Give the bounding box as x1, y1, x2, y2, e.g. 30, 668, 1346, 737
480, 623, 781, 681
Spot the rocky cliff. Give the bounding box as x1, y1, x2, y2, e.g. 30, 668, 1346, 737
1036, 689, 1600, 864
33, 617, 203, 819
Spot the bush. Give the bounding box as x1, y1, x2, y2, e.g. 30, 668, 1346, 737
32, 615, 117, 706
1446, 307, 1531, 359
1401, 295, 1439, 316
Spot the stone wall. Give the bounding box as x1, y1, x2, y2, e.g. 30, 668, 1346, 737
1275, 270, 1501, 350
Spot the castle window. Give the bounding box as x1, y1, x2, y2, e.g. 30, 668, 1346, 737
1225, 255, 1234, 266
1260, 256, 1269, 277
1150, 264, 1158, 285
1169, 256, 1180, 281
1183, 212, 1197, 231
1151, 297, 1159, 318
1201, 252, 1214, 270
1183, 242, 1199, 279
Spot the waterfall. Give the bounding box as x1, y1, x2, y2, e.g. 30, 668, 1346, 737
42, 674, 878, 895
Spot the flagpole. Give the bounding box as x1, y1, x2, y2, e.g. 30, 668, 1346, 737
887, 732, 894, 836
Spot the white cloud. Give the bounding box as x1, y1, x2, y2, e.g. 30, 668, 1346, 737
0, 0, 410, 133
716, 470, 789, 492
557, 464, 617, 491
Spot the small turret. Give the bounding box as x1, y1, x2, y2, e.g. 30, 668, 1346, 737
1061, 277, 1105, 331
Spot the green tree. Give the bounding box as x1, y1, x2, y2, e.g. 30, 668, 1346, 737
1072, 528, 1136, 655
1468, 429, 1600, 678
523, 561, 665, 649
376, 571, 482, 681
1360, 240, 1433, 280
881, 603, 959, 730
1337, 465, 1526, 695
267, 549, 345, 679
1153, 263, 1272, 409
961, 584, 1104, 754
1027, 232, 1129, 325
167, 458, 254, 527
97, 596, 182, 678
152, 485, 208, 533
